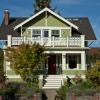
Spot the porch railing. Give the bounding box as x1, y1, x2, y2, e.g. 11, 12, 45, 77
7, 35, 85, 48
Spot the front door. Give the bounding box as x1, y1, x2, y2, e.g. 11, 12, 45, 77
48, 55, 56, 75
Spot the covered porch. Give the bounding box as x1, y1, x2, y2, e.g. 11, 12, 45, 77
44, 50, 86, 76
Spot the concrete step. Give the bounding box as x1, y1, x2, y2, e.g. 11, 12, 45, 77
43, 86, 60, 89
43, 75, 63, 89
45, 82, 62, 85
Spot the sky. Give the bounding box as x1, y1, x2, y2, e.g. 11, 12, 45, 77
0, 0, 100, 46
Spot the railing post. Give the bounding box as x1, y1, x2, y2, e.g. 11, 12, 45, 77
7, 35, 11, 47
53, 36, 55, 47
41, 37, 43, 45
49, 37, 51, 46
66, 37, 68, 47
24, 36, 26, 43
81, 35, 85, 47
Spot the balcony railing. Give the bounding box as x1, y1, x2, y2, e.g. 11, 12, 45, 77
7, 35, 85, 48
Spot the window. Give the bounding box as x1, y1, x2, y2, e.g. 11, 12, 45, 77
51, 30, 60, 37
69, 55, 77, 69
43, 29, 49, 37
32, 29, 41, 37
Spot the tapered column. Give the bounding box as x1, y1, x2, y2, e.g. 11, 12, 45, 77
7, 35, 11, 47
81, 35, 85, 47
62, 53, 66, 71
81, 52, 86, 70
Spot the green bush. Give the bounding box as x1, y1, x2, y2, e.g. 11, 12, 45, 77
86, 62, 100, 87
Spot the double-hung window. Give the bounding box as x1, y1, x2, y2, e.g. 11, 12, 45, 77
32, 29, 41, 37
51, 30, 60, 37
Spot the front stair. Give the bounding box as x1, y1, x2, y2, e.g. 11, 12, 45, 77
42, 75, 64, 89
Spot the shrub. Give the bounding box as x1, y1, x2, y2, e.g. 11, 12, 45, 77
86, 61, 100, 87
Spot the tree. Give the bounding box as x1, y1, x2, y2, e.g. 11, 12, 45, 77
0, 49, 6, 89
6, 43, 45, 91
34, 0, 51, 13
87, 49, 100, 67
86, 60, 100, 87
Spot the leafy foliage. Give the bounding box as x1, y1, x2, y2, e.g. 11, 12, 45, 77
57, 76, 96, 99
0, 48, 4, 72
86, 61, 100, 87
34, 0, 51, 12
0, 49, 6, 89
87, 49, 100, 67
6, 43, 45, 91
56, 85, 68, 100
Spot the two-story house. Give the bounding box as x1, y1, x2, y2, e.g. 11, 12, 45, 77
0, 8, 96, 89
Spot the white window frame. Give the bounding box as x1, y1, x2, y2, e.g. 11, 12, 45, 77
51, 29, 60, 37
32, 29, 41, 37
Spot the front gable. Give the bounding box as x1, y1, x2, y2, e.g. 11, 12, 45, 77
47, 13, 69, 27
23, 13, 46, 27
14, 8, 78, 30
23, 12, 69, 27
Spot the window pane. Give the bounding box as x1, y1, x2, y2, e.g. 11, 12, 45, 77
43, 30, 49, 37
51, 30, 59, 37
32, 29, 41, 37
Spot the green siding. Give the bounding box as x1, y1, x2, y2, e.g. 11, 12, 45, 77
61, 29, 71, 37
22, 29, 31, 37
23, 13, 45, 27
63, 70, 85, 75
47, 14, 69, 27
23, 13, 70, 27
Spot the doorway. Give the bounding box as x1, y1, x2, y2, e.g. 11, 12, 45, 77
48, 55, 56, 75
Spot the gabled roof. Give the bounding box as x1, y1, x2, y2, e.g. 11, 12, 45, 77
14, 8, 78, 30
0, 17, 26, 40
0, 14, 96, 40
66, 17, 96, 40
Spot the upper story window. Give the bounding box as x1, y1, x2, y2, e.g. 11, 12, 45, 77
43, 29, 49, 37
32, 29, 41, 37
51, 30, 60, 37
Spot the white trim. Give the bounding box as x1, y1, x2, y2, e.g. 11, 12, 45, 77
62, 53, 66, 70
67, 55, 79, 70
45, 11, 47, 26
45, 50, 85, 54
70, 27, 72, 37
14, 8, 78, 30
21, 26, 22, 36
25, 26, 71, 30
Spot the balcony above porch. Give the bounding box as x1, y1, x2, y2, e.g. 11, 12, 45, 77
7, 35, 85, 48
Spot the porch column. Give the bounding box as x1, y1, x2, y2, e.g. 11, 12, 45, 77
7, 35, 11, 47
81, 52, 86, 70
81, 35, 85, 47
62, 53, 66, 71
